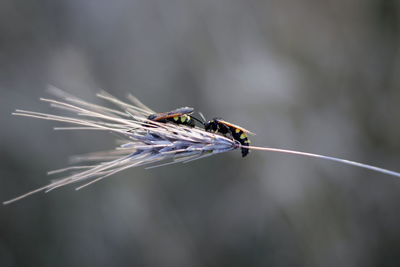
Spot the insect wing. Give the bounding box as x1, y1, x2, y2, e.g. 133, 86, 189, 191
217, 120, 256, 135
150, 107, 194, 121
169, 107, 194, 115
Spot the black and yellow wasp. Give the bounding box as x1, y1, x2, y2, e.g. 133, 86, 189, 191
148, 107, 254, 157
204, 118, 255, 157
147, 107, 196, 127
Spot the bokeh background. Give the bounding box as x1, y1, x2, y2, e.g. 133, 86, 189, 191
1, 0, 400, 266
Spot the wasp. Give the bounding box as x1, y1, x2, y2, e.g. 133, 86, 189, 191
204, 118, 255, 157
147, 107, 196, 127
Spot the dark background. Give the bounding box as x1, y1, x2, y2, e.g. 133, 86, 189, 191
1, 0, 400, 266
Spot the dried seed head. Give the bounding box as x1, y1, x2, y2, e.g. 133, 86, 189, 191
4, 86, 400, 205
4, 87, 238, 204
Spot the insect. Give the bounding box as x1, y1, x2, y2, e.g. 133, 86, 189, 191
147, 107, 196, 127
204, 118, 255, 157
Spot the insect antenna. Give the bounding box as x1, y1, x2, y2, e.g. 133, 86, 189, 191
198, 112, 207, 123
191, 115, 206, 125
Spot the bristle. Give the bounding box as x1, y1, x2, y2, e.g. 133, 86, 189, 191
4, 89, 237, 204
5, 88, 400, 205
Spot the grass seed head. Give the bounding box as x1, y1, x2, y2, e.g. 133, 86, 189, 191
4, 87, 237, 204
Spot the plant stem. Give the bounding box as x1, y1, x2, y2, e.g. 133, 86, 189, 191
242, 145, 400, 178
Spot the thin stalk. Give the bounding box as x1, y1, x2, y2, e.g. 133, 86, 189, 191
242, 145, 400, 178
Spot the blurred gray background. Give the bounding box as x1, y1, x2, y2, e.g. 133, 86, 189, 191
1, 0, 400, 266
